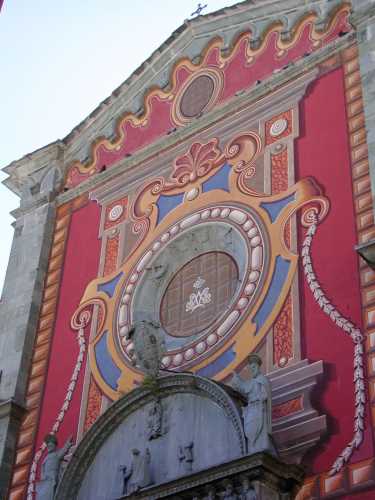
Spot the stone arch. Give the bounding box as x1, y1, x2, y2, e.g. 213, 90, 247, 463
56, 374, 246, 499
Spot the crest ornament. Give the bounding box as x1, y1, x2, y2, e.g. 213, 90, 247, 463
127, 320, 166, 378
74, 131, 329, 397
186, 277, 212, 313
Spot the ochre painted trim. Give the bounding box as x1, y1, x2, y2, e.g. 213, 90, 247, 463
7, 195, 88, 500
296, 43, 375, 500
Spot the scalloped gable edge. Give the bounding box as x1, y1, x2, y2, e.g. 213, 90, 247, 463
2, 0, 351, 196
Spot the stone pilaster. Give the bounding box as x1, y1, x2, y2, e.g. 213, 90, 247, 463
0, 189, 57, 495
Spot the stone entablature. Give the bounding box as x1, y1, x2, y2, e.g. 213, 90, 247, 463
116, 453, 304, 500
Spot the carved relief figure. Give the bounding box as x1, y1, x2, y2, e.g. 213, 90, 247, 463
127, 320, 165, 377
178, 441, 194, 473
231, 354, 276, 455
203, 486, 217, 499
222, 481, 238, 499
147, 398, 163, 440
240, 477, 257, 500
36, 434, 73, 500
123, 448, 153, 494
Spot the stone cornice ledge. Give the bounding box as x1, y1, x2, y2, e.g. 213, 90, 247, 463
118, 452, 305, 499
350, 3, 375, 29
356, 239, 375, 269
0, 398, 26, 423
2, 141, 65, 197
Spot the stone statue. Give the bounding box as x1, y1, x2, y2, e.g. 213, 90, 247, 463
117, 463, 129, 496
123, 448, 153, 494
231, 354, 276, 456
222, 481, 238, 499
203, 486, 216, 499
178, 441, 194, 473
147, 398, 163, 440
35, 434, 73, 500
240, 477, 257, 500
127, 320, 165, 377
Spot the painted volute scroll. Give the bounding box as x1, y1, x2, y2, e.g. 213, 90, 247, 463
10, 3, 375, 500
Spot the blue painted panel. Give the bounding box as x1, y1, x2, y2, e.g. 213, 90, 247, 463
197, 346, 236, 377
260, 193, 295, 223
202, 163, 231, 193
253, 256, 290, 334
95, 331, 122, 390
156, 193, 184, 225
97, 272, 123, 298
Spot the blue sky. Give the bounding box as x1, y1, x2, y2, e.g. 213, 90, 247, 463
0, 0, 236, 293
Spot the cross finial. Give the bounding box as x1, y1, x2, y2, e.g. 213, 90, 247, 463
191, 3, 208, 17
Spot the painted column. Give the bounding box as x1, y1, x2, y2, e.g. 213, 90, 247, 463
353, 2, 375, 206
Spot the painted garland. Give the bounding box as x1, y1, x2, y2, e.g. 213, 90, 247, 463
26, 211, 366, 495
302, 212, 365, 476
26, 310, 90, 499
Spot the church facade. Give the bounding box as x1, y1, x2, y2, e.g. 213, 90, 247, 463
1, 1, 375, 498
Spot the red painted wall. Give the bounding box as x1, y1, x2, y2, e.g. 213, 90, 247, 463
35, 70, 371, 480
34, 200, 101, 470
296, 68, 372, 474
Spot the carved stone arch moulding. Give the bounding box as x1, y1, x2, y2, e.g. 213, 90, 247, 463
75, 130, 329, 399
55, 374, 246, 500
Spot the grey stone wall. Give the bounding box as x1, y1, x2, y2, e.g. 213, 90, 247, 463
0, 194, 56, 494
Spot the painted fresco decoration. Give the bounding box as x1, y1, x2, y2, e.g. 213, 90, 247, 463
64, 4, 351, 189
23, 47, 371, 500
12, 4, 375, 499
301, 219, 365, 475
185, 276, 212, 313
1, 0, 372, 496
74, 130, 330, 399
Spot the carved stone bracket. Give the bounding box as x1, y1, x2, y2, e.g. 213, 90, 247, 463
270, 359, 327, 464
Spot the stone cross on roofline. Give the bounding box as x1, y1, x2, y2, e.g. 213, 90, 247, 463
191, 3, 208, 17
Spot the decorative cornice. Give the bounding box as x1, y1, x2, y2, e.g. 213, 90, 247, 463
0, 399, 25, 423
55, 33, 354, 207
350, 3, 375, 29
1, 2, 351, 197
63, 3, 351, 188
118, 452, 304, 499
2, 141, 65, 197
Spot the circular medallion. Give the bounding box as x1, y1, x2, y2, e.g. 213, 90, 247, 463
108, 204, 124, 221
180, 75, 215, 118
115, 204, 268, 370
269, 118, 288, 138
172, 68, 224, 126
160, 252, 238, 338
